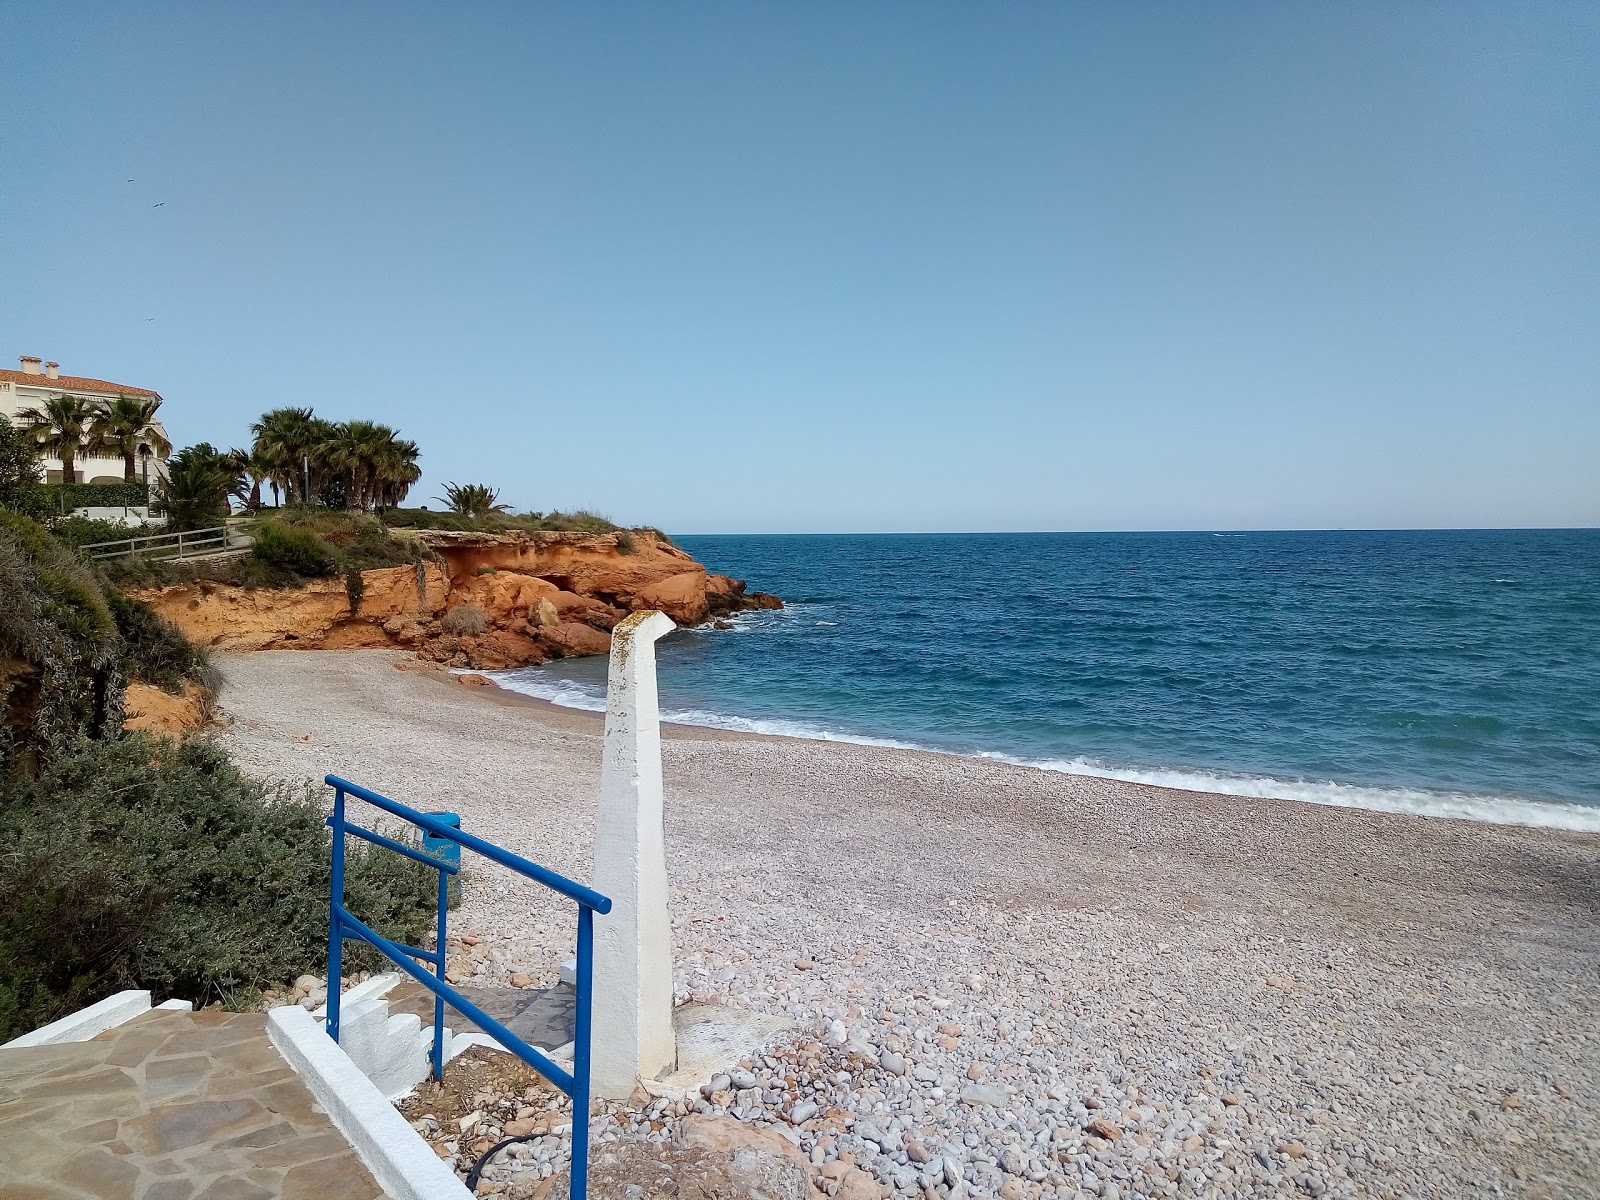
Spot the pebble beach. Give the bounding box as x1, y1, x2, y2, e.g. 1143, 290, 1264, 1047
219, 650, 1600, 1200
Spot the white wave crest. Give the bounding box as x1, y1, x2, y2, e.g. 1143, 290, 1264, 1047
481, 670, 1600, 832
980, 754, 1600, 832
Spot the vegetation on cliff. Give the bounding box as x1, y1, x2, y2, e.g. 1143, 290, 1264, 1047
0, 509, 437, 1040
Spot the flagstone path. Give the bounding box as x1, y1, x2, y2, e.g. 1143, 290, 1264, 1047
0, 1008, 382, 1200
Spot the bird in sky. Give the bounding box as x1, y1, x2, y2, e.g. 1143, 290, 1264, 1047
152, 202, 164, 208
145, 317, 157, 322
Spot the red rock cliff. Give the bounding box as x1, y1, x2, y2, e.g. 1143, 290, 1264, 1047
131, 530, 781, 672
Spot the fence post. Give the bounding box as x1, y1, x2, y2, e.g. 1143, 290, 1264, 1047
591, 609, 677, 1099
431, 870, 448, 1080
327, 787, 347, 1042
573, 904, 595, 1200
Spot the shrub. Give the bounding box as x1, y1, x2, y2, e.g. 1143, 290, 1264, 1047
48, 482, 152, 511
615, 530, 636, 555
0, 736, 438, 1038
251, 521, 338, 577
0, 511, 124, 769
273, 510, 425, 572
345, 567, 365, 614
0, 415, 47, 518
440, 604, 489, 636
435, 482, 509, 520
47, 516, 143, 551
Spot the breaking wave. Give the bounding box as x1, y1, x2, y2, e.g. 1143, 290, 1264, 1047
484, 668, 1600, 832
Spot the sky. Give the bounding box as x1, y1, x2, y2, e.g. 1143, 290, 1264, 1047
2, 3, 1596, 534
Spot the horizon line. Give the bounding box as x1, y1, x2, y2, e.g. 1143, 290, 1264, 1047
671, 524, 1600, 537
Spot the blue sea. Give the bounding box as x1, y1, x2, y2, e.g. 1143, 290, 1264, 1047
493, 530, 1600, 830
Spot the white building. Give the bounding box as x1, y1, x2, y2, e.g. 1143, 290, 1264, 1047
0, 355, 173, 486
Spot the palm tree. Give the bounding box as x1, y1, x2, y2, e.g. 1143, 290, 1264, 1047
233, 447, 269, 511
90, 394, 172, 483
16, 394, 99, 485
250, 407, 319, 504
159, 444, 243, 531
375, 435, 422, 508
436, 482, 510, 520
249, 445, 285, 508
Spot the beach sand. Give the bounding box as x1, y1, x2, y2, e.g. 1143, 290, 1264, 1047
219, 650, 1599, 1199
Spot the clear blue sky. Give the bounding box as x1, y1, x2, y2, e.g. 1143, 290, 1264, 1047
3, 3, 1596, 533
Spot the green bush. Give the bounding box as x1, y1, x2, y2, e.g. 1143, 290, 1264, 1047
251, 521, 338, 577
48, 482, 151, 510
274, 510, 425, 572
0, 736, 438, 1038
47, 516, 143, 551
0, 511, 124, 769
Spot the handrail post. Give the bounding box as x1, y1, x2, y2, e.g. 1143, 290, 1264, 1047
573, 904, 595, 1200
327, 787, 347, 1041
431, 869, 448, 1080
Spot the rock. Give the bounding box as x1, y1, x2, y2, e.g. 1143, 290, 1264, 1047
130, 531, 780, 669
961, 1085, 1010, 1108
905, 1136, 930, 1164
122, 681, 210, 737
457, 629, 548, 670
1084, 1118, 1123, 1142
539, 621, 614, 659
457, 673, 494, 687
730, 1069, 758, 1090
509, 973, 532, 988
632, 570, 713, 625
789, 1101, 819, 1124
129, 563, 450, 651
671, 1115, 880, 1200
880, 1053, 907, 1077
966, 1063, 986, 1082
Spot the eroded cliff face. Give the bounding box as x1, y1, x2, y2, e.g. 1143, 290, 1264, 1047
130, 530, 781, 672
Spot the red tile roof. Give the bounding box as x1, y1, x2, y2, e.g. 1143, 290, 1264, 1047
0, 370, 161, 398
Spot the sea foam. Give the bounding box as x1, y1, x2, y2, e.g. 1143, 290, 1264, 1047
484, 669, 1600, 833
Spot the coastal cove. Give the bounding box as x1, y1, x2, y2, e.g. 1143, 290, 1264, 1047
219, 649, 1600, 1198
489, 530, 1600, 830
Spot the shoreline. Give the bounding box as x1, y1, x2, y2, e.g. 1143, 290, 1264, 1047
456, 663, 1600, 835
219, 650, 1600, 1197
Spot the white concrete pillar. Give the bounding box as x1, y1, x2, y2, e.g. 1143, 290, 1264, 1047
591, 609, 677, 1099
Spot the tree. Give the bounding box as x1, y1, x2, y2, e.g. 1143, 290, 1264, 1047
250, 407, 319, 504
375, 435, 421, 508
159, 444, 243, 531
16, 394, 99, 485
0, 416, 45, 512
248, 446, 284, 508
90, 394, 172, 483
250, 408, 421, 511
436, 482, 510, 520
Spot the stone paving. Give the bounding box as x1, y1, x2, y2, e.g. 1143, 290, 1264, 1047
384, 980, 575, 1052
0, 1008, 382, 1200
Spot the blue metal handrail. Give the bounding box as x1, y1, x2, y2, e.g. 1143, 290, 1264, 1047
324, 774, 612, 1200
